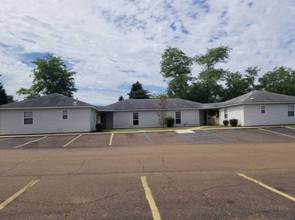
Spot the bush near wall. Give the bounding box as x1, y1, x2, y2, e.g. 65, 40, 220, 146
223, 120, 229, 126
164, 116, 175, 127
96, 123, 104, 132
229, 119, 238, 127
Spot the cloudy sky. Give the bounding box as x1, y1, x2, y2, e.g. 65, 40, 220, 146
1, 0, 295, 105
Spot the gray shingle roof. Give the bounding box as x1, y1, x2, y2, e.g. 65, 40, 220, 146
219, 90, 295, 107
0, 93, 96, 109
101, 98, 203, 111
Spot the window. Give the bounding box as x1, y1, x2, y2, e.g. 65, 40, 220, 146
288, 105, 294, 117
133, 112, 139, 126
24, 111, 33, 124
62, 110, 68, 119
175, 111, 181, 124
261, 106, 265, 114
224, 109, 228, 119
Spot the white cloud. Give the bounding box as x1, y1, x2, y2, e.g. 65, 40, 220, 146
1, 0, 295, 104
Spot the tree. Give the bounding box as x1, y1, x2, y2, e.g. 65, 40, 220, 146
222, 66, 259, 100
128, 81, 150, 99
157, 94, 167, 128
0, 75, 8, 105
187, 82, 223, 103
118, 95, 124, 101
189, 46, 231, 103
17, 53, 77, 98
160, 47, 192, 98
7, 95, 14, 103
150, 92, 168, 99
257, 66, 295, 96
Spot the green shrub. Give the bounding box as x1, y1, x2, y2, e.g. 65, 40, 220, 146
164, 116, 175, 127
96, 123, 104, 132
223, 120, 229, 126
229, 119, 238, 127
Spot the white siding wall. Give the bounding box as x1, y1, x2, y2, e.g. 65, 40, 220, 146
219, 105, 244, 126
90, 109, 97, 131
0, 108, 96, 135
113, 110, 199, 129
166, 110, 199, 127
244, 104, 295, 126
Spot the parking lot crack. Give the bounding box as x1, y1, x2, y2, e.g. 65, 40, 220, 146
138, 159, 145, 173
69, 159, 86, 174
200, 183, 245, 194
64, 204, 74, 220
0, 160, 32, 175
159, 156, 167, 169
161, 172, 183, 192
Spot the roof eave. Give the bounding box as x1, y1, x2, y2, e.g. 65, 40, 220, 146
100, 107, 202, 112
0, 105, 99, 111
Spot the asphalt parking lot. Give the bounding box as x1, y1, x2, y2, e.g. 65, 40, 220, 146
0, 127, 295, 219
0, 127, 295, 149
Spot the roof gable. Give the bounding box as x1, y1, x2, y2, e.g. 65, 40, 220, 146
220, 90, 295, 107
0, 93, 95, 109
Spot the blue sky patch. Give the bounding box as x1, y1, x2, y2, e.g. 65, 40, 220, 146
114, 14, 147, 30
247, 2, 254, 8
0, 42, 10, 48
145, 85, 166, 94
209, 30, 228, 42
191, 0, 210, 13
170, 22, 177, 31
21, 52, 47, 66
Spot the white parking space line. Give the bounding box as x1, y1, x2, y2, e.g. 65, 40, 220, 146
0, 138, 11, 142
143, 132, 155, 144
13, 136, 47, 149
237, 173, 295, 202
141, 176, 162, 220
63, 134, 82, 147
259, 128, 295, 139
175, 130, 194, 134
0, 179, 39, 211
109, 133, 114, 146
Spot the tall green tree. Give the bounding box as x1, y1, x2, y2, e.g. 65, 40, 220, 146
222, 66, 259, 100
7, 95, 14, 103
128, 81, 150, 99
191, 46, 231, 103
17, 54, 77, 98
187, 82, 223, 103
118, 95, 124, 101
257, 66, 295, 96
160, 47, 192, 98
0, 75, 8, 105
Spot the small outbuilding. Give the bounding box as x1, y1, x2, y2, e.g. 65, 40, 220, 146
0, 94, 99, 135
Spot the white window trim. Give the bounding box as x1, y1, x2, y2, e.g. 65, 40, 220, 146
261, 106, 266, 114
133, 112, 139, 126
24, 111, 33, 125
224, 109, 228, 119
288, 105, 294, 117
175, 111, 181, 124
62, 110, 69, 120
